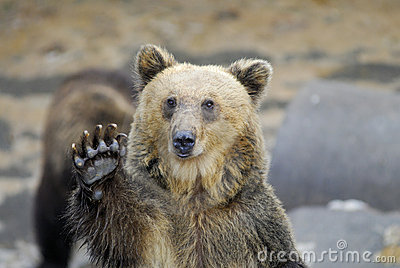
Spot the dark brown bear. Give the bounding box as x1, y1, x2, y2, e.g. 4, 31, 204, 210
67, 45, 306, 267
34, 69, 136, 268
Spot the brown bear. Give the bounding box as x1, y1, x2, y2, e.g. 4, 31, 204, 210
67, 45, 306, 267
34, 69, 136, 268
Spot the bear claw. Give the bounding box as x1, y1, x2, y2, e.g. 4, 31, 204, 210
72, 143, 85, 168
71, 124, 127, 186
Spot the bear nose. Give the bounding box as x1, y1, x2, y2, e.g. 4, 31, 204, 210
172, 131, 195, 157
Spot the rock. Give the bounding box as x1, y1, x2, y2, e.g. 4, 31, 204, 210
289, 206, 400, 267
0, 119, 12, 151
269, 80, 400, 211
0, 74, 62, 97
327, 199, 370, 212
0, 240, 39, 268
327, 63, 400, 83
0, 165, 32, 179
0, 191, 34, 246
384, 225, 400, 246
170, 50, 271, 66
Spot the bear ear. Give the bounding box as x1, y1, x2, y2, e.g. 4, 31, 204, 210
133, 44, 177, 91
228, 59, 273, 106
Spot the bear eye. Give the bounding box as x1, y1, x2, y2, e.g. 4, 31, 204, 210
202, 100, 214, 110
166, 97, 177, 108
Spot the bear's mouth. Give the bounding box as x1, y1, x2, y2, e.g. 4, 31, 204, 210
175, 152, 191, 158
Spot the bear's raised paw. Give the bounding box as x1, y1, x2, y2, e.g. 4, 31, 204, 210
71, 123, 127, 186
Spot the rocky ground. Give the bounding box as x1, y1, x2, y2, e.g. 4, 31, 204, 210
0, 0, 399, 267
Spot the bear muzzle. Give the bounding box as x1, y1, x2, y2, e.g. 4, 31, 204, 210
172, 130, 196, 158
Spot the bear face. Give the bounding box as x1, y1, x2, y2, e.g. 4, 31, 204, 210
129, 45, 273, 199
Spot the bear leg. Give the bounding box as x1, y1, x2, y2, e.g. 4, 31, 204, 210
34, 172, 72, 268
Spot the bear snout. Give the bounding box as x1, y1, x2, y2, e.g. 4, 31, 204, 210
172, 130, 196, 158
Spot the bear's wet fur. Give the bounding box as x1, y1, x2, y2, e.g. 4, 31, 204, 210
34, 69, 135, 268
66, 45, 306, 267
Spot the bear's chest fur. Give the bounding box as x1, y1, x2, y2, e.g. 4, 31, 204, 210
158, 202, 259, 267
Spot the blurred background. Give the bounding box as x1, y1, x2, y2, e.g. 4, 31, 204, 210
0, 0, 399, 267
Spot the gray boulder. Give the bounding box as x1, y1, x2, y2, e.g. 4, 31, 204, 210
269, 80, 400, 211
